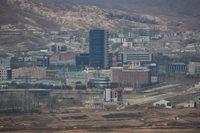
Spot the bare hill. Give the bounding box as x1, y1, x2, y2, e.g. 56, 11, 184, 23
0, 0, 172, 32
30, 0, 200, 30
0, 0, 193, 51
31, 0, 200, 16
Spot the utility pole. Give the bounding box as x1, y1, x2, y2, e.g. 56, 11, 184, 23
24, 72, 29, 112
82, 62, 84, 71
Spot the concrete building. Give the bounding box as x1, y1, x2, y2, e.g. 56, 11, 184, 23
108, 52, 122, 64
195, 82, 200, 89
184, 101, 196, 108
76, 53, 89, 68
146, 63, 159, 73
85, 67, 108, 78
50, 60, 75, 66
122, 52, 152, 63
111, 88, 123, 102
65, 72, 88, 87
0, 84, 8, 89
103, 88, 111, 102
35, 57, 50, 67
46, 69, 61, 79
188, 62, 200, 75
110, 37, 126, 43
153, 99, 173, 108
111, 64, 151, 87
0, 57, 13, 80
103, 88, 123, 102
133, 35, 150, 42
151, 76, 158, 83
50, 53, 78, 61
88, 69, 111, 79
89, 78, 111, 89
123, 42, 133, 48
166, 63, 188, 74
13, 67, 46, 79
89, 29, 109, 69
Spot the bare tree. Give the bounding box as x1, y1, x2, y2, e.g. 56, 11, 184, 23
6, 93, 22, 111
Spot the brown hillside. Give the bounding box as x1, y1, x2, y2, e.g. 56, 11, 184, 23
30, 0, 200, 30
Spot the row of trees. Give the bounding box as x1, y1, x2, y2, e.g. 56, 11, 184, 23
6, 82, 73, 90
141, 82, 160, 88
153, 53, 200, 65
4, 81, 142, 90
106, 13, 157, 24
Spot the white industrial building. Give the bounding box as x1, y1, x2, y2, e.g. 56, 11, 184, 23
184, 101, 196, 108
85, 68, 111, 80
123, 42, 133, 48
134, 36, 150, 43
110, 38, 127, 43
195, 82, 200, 89
122, 52, 152, 63
188, 62, 200, 75
103, 88, 111, 102
65, 72, 88, 87
151, 76, 158, 83
153, 99, 174, 108
50, 60, 75, 66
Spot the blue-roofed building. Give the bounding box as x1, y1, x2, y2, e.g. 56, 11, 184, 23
146, 63, 159, 73
37, 57, 50, 67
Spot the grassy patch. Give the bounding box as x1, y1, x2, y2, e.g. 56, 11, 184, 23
147, 84, 180, 92
116, 104, 124, 110
194, 96, 200, 103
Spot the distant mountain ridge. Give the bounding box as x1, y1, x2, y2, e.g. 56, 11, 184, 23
0, 0, 170, 32
0, 0, 172, 52
0, 0, 199, 52
30, 0, 200, 30
30, 0, 200, 15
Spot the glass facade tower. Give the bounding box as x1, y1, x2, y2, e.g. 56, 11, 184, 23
89, 29, 108, 69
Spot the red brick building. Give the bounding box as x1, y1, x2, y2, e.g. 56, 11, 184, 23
111, 88, 123, 101
111, 65, 151, 87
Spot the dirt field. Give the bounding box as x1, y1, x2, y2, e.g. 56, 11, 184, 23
1, 82, 200, 133
5, 129, 200, 133
0, 107, 200, 133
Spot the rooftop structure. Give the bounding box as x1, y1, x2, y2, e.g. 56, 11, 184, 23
122, 52, 152, 63
166, 63, 188, 74
188, 62, 200, 75
153, 99, 174, 108
184, 101, 196, 108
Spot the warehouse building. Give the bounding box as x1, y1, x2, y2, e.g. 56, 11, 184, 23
111, 64, 151, 87
122, 52, 152, 63
166, 63, 187, 74
153, 99, 174, 108
184, 101, 196, 108
188, 62, 200, 75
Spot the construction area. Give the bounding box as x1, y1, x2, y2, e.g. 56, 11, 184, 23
0, 81, 200, 133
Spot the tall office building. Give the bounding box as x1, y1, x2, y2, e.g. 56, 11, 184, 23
0, 57, 13, 80
89, 29, 109, 69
